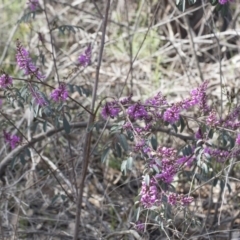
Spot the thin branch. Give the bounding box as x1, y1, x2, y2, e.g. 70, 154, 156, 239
73, 1, 111, 239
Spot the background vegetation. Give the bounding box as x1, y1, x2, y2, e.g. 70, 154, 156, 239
0, 0, 240, 239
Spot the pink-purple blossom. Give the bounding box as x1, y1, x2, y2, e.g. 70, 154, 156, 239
78, 45, 92, 67
190, 81, 210, 112
145, 92, 167, 107
16, 41, 44, 80
29, 84, 47, 106
218, 0, 230, 4
204, 147, 229, 162
101, 101, 120, 119
127, 103, 149, 120
28, 0, 39, 11
0, 74, 13, 88
168, 193, 193, 206
140, 177, 160, 208
236, 134, 240, 145
206, 110, 219, 126
163, 105, 180, 123
3, 131, 20, 149
50, 84, 68, 102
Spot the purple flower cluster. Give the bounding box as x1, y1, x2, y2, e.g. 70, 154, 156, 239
0, 74, 13, 88
218, 0, 233, 4
101, 101, 120, 119
134, 139, 146, 152
190, 81, 210, 112
222, 106, 240, 130
28, 0, 39, 11
163, 81, 210, 124
140, 177, 160, 208
206, 110, 219, 126
127, 103, 149, 120
78, 45, 92, 67
204, 147, 230, 162
3, 131, 20, 149
50, 84, 68, 102
236, 134, 240, 145
135, 221, 145, 232
177, 155, 195, 167
29, 84, 47, 106
167, 193, 193, 206
163, 105, 180, 123
195, 128, 203, 139
158, 148, 181, 182
156, 165, 176, 183
145, 92, 167, 107
16, 41, 44, 80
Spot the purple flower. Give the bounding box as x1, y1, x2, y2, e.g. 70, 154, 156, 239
157, 146, 176, 158
180, 195, 194, 205
29, 84, 47, 106
140, 177, 160, 208
177, 155, 195, 167
204, 147, 229, 162
223, 106, 240, 130
156, 165, 176, 183
236, 134, 240, 145
168, 193, 178, 206
78, 45, 91, 67
145, 92, 167, 107
163, 105, 180, 123
218, 0, 229, 4
135, 221, 145, 232
127, 103, 148, 120
134, 139, 146, 152
3, 131, 20, 149
190, 81, 210, 113
28, 0, 39, 11
195, 128, 203, 139
16, 41, 44, 80
206, 110, 219, 126
101, 101, 120, 119
50, 84, 68, 102
0, 74, 13, 88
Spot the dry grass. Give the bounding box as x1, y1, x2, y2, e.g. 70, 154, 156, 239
0, 0, 240, 239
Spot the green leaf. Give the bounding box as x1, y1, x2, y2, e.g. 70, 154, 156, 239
43, 120, 47, 132
11, 157, 16, 170
144, 174, 150, 186
118, 134, 128, 152
179, 116, 185, 133
151, 135, 158, 150
101, 147, 110, 163
126, 157, 133, 170
121, 160, 127, 175
51, 195, 59, 204
75, 85, 83, 96
63, 116, 71, 134
188, 0, 196, 4
176, 0, 186, 12
227, 183, 231, 193
207, 129, 214, 139
68, 84, 75, 93
210, 0, 218, 6
126, 130, 134, 141
171, 124, 178, 133
115, 143, 122, 158
213, 177, 218, 186
61, 194, 67, 201
24, 148, 31, 158
19, 154, 26, 165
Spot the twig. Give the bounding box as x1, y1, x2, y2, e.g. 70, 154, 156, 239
73, 1, 111, 239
